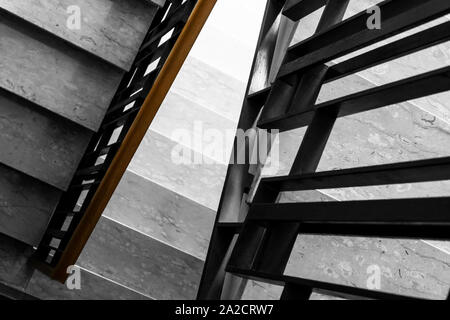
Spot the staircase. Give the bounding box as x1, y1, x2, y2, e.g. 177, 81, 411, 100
199, 0, 450, 300
2, 0, 450, 301
0, 0, 169, 299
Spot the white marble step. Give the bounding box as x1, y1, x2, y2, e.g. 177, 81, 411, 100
0, 231, 149, 300
0, 164, 61, 247
0, 0, 161, 71
151, 90, 238, 165
78, 216, 204, 300
130, 129, 228, 211
104, 170, 215, 260
0, 10, 124, 131
26, 268, 151, 300
0, 88, 92, 191
171, 56, 246, 121
285, 236, 450, 299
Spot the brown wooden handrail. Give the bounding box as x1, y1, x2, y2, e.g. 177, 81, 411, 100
49, 0, 217, 283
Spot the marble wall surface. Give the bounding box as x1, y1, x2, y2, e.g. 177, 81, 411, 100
0, 0, 160, 70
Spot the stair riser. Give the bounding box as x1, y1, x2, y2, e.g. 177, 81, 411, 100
104, 170, 215, 259
26, 269, 150, 300
0, 0, 160, 70
130, 130, 228, 210
171, 56, 246, 121
78, 217, 203, 300
0, 233, 34, 291
0, 10, 124, 131
152, 91, 237, 164
0, 89, 92, 190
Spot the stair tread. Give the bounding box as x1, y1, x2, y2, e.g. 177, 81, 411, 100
0, 0, 160, 71
129, 129, 228, 211
228, 267, 419, 300
0, 10, 124, 131
171, 56, 246, 121
26, 268, 151, 300
105, 170, 215, 260
78, 216, 204, 300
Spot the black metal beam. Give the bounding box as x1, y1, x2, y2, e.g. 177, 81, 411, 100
325, 20, 450, 83
228, 267, 421, 300
247, 198, 450, 239
283, 0, 328, 21
259, 156, 450, 193
259, 66, 450, 131
279, 0, 450, 78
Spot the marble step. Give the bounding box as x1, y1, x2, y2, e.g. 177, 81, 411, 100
0, 229, 149, 300
151, 90, 237, 164
0, 164, 61, 247
104, 170, 215, 259
130, 129, 228, 211
0, 0, 161, 71
0, 88, 92, 191
171, 56, 246, 121
0, 233, 34, 292
26, 268, 151, 300
78, 216, 204, 300
0, 9, 124, 131
285, 235, 450, 299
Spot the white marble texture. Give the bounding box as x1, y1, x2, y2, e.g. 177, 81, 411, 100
0, 89, 92, 190
78, 216, 204, 300
151, 90, 237, 164
129, 129, 228, 210
171, 56, 247, 121
0, 164, 61, 246
285, 236, 450, 299
0, 0, 160, 70
0, 10, 124, 131
103, 170, 215, 259
27, 268, 150, 300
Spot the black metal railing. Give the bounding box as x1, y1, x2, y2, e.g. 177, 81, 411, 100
34, 0, 200, 273
199, 0, 450, 300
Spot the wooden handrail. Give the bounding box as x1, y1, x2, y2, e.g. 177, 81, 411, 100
50, 0, 217, 282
